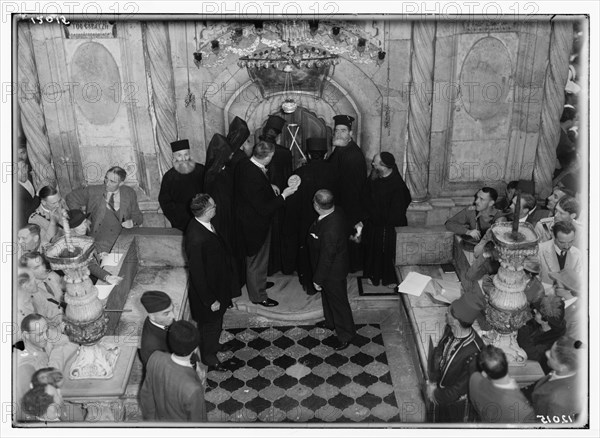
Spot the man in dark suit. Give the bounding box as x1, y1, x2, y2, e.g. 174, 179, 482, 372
66, 166, 143, 254
284, 138, 336, 294
262, 114, 293, 275
308, 189, 356, 350
139, 290, 175, 367
185, 194, 240, 372
17, 159, 39, 227
234, 141, 298, 307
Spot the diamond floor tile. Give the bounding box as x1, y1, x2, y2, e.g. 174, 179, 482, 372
205, 324, 399, 423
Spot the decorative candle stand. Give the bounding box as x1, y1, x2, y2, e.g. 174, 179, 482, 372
45, 219, 119, 380
486, 221, 539, 364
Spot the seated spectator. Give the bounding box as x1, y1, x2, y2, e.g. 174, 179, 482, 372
22, 367, 86, 423
529, 336, 585, 420
494, 180, 520, 212
535, 195, 581, 245
15, 314, 78, 417
21, 384, 62, 422
17, 224, 42, 259
555, 105, 577, 161
522, 257, 545, 306
28, 186, 67, 246
538, 221, 581, 284
469, 345, 535, 423
19, 252, 64, 324
517, 296, 566, 374
16, 269, 36, 329
545, 184, 573, 213
553, 150, 580, 197
466, 241, 500, 282
445, 187, 503, 242
549, 269, 583, 339
17, 158, 40, 227
67, 209, 122, 285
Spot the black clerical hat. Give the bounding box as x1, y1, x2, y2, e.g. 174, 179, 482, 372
227, 116, 250, 151
306, 138, 328, 151
333, 115, 355, 129
141, 290, 172, 313
170, 139, 190, 153
264, 115, 287, 135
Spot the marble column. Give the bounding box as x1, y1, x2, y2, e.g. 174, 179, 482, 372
17, 23, 56, 189
406, 21, 436, 202
144, 22, 178, 175
533, 22, 573, 199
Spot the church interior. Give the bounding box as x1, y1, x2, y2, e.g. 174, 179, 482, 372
10, 13, 590, 428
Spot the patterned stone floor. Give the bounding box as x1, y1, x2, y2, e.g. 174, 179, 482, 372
205, 324, 400, 423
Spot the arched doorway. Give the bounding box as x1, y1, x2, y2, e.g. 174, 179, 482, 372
253, 107, 332, 170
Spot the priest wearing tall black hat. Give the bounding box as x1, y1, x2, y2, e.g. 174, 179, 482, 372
362, 152, 412, 288
139, 290, 175, 367
158, 139, 205, 232
283, 138, 337, 293
327, 114, 368, 272
227, 116, 253, 170
261, 114, 293, 275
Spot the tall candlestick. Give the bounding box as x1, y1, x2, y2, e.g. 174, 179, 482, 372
512, 191, 521, 233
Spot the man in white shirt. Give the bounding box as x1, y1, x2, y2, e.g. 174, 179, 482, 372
538, 221, 581, 284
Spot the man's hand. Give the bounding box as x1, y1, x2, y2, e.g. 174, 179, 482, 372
465, 229, 481, 240
282, 185, 298, 199
211, 300, 221, 312
121, 219, 134, 229
271, 184, 281, 196
105, 275, 123, 285
313, 282, 322, 292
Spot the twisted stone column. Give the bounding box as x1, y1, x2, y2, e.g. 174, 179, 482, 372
533, 22, 573, 198
144, 22, 178, 175
406, 22, 436, 201
17, 23, 56, 189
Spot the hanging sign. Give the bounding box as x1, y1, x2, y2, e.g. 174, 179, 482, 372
65, 21, 117, 39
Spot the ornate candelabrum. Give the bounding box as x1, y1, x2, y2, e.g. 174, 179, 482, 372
486, 218, 539, 364
45, 217, 119, 379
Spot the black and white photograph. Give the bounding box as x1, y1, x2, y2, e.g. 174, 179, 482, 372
1, 1, 597, 436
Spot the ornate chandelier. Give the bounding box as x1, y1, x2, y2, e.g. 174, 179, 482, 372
237, 46, 339, 71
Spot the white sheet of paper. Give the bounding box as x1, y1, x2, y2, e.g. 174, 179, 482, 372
95, 284, 115, 300
396, 271, 432, 297
101, 252, 124, 267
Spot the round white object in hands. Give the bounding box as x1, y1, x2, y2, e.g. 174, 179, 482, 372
287, 175, 301, 188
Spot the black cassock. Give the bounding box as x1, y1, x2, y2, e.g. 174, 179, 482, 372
267, 144, 293, 275
362, 169, 412, 286
327, 140, 367, 272
283, 159, 337, 291
158, 163, 205, 232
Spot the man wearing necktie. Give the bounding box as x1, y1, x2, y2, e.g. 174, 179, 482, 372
185, 194, 240, 372
308, 189, 356, 351
538, 220, 582, 284
66, 166, 143, 254
234, 141, 299, 308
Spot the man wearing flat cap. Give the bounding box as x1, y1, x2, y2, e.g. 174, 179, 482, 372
140, 320, 207, 422
158, 139, 205, 232
362, 152, 412, 288
261, 114, 293, 275
139, 290, 175, 367
283, 138, 337, 293
327, 114, 368, 272
425, 295, 484, 422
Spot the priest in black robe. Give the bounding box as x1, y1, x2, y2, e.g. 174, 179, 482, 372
327, 114, 368, 273
158, 140, 205, 232
283, 137, 337, 293
139, 290, 175, 367
362, 152, 412, 287
262, 114, 293, 275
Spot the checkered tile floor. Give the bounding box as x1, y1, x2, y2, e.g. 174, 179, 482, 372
206, 324, 400, 423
